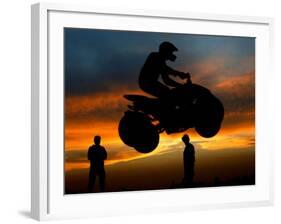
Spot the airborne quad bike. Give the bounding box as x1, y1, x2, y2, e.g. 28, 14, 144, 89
118, 77, 224, 153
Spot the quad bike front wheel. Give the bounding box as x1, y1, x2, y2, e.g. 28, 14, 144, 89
118, 111, 159, 153
193, 91, 224, 138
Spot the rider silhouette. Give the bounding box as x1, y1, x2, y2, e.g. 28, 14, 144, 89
138, 41, 189, 98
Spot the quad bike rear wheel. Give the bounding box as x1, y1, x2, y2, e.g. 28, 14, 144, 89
118, 111, 159, 153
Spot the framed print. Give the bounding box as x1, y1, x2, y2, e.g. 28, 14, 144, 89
31, 2, 274, 221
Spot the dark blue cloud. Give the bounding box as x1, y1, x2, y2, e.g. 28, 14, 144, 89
64, 28, 255, 96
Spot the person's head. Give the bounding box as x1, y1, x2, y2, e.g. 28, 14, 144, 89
182, 134, 190, 145
159, 41, 178, 62
94, 135, 101, 145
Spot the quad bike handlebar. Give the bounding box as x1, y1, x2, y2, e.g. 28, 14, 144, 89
178, 72, 192, 85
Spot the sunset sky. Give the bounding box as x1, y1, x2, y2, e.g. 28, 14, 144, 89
64, 28, 255, 193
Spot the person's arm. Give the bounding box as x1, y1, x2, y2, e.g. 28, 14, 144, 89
87, 147, 91, 160
165, 64, 191, 81
162, 75, 180, 87
103, 148, 107, 160
161, 71, 181, 87
190, 145, 195, 162
164, 64, 186, 77
161, 64, 188, 87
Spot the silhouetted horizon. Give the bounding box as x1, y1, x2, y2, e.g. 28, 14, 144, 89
65, 147, 255, 194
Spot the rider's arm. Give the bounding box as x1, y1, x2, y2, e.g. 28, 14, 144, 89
161, 72, 181, 87
165, 65, 192, 85
164, 65, 185, 77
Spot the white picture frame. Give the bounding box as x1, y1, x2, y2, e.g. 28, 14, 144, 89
31, 2, 274, 221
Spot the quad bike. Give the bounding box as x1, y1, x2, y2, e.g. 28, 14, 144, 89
118, 76, 224, 153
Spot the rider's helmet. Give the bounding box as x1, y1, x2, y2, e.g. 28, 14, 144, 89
159, 42, 178, 62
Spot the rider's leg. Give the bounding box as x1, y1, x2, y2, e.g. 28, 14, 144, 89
139, 82, 170, 98
139, 82, 176, 131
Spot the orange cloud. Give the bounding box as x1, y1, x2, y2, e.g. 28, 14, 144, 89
65, 117, 255, 173
215, 72, 254, 90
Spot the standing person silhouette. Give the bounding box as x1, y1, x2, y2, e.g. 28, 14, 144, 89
182, 134, 195, 186
88, 135, 107, 192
